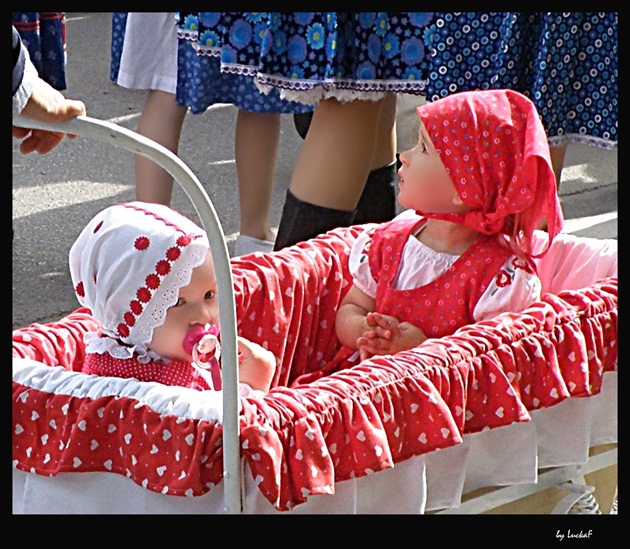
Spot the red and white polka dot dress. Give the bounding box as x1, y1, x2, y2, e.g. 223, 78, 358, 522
83, 351, 213, 391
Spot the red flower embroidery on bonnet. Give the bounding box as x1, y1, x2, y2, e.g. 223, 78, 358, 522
74, 219, 104, 299
116, 203, 199, 340
135, 236, 150, 250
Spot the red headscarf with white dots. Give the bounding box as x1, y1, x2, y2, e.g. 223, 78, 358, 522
416, 89, 564, 256
69, 202, 209, 362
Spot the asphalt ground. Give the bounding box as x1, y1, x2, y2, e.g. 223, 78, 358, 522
12, 12, 618, 330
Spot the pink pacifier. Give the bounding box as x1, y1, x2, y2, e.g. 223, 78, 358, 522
183, 324, 222, 389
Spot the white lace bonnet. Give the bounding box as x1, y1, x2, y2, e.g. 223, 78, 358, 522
68, 201, 209, 361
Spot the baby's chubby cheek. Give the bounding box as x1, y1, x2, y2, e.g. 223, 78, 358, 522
147, 325, 189, 361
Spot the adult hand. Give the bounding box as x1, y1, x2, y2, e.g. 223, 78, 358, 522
13, 77, 86, 154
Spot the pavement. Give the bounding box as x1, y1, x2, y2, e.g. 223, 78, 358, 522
12, 12, 618, 330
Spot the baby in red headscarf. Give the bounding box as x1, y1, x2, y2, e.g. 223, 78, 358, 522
328, 89, 564, 369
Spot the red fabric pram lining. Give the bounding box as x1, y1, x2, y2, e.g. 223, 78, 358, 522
12, 226, 618, 511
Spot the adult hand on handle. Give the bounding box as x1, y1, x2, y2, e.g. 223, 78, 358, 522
13, 77, 86, 154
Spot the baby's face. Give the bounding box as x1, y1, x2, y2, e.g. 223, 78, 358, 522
397, 122, 466, 214
149, 251, 220, 362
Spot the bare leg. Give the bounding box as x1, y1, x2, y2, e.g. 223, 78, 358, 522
135, 90, 188, 205
353, 92, 399, 224
274, 95, 398, 250
289, 96, 387, 210
550, 144, 568, 188
235, 109, 279, 243
371, 92, 397, 171
291, 93, 396, 172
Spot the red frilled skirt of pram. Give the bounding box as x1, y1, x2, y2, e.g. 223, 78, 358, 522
12, 225, 618, 511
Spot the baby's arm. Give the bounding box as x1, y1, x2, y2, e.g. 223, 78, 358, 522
335, 285, 376, 350
237, 336, 276, 393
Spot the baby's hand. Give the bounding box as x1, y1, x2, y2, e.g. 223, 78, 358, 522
357, 319, 427, 359
357, 312, 398, 360
237, 337, 276, 393
362, 311, 401, 339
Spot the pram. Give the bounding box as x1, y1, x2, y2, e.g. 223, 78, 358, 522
12, 116, 617, 515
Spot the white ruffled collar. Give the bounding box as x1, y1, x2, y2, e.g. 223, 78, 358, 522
84, 332, 168, 364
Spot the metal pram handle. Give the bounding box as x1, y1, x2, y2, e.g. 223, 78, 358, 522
13, 114, 243, 514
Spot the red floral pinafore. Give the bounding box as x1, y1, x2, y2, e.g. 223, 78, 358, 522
291, 217, 513, 386
370, 217, 514, 338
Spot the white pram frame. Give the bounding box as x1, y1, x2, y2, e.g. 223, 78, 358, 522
13, 115, 244, 513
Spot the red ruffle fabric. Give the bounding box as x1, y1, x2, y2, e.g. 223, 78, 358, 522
12, 307, 98, 370
12, 226, 617, 511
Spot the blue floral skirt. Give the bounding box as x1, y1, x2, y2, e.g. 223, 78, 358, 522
13, 12, 67, 90
423, 12, 617, 148
176, 37, 313, 114
109, 12, 127, 84
177, 12, 315, 114
118, 12, 617, 148
176, 12, 435, 107
110, 12, 309, 115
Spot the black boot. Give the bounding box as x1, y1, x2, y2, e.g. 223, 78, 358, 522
353, 161, 398, 225
293, 111, 314, 140
274, 189, 356, 251
293, 111, 398, 224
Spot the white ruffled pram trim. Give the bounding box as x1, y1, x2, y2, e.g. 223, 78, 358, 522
12, 356, 225, 422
